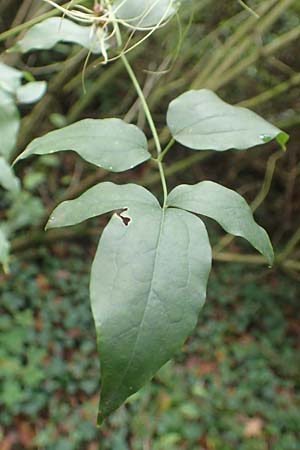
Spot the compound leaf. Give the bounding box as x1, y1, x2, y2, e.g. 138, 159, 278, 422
16, 119, 151, 172
168, 181, 274, 265
47, 182, 159, 229
167, 89, 289, 152
91, 205, 212, 423
12, 18, 105, 54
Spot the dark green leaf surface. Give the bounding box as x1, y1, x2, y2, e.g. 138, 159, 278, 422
16, 119, 151, 172
168, 181, 274, 265
47, 182, 158, 229
12, 18, 104, 54
167, 89, 289, 152
91, 204, 212, 423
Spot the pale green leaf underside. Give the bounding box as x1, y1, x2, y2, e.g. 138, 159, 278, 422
16, 118, 151, 172
0, 228, 10, 269
12, 18, 104, 54
91, 204, 212, 423
16, 81, 47, 104
0, 157, 20, 192
115, 0, 176, 28
0, 90, 20, 160
168, 181, 274, 265
0, 62, 23, 93
167, 89, 289, 151
47, 182, 159, 229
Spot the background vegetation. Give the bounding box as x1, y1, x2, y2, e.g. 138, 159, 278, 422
0, 0, 299, 448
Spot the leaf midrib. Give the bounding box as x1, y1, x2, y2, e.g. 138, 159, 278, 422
102, 207, 166, 410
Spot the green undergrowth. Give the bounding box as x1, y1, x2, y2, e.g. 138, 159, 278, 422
0, 246, 299, 449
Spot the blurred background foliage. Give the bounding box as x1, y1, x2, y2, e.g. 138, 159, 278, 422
0, 0, 299, 448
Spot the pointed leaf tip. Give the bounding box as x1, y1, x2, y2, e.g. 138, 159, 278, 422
91, 206, 212, 421
167, 89, 288, 153
17, 118, 151, 172
168, 181, 274, 265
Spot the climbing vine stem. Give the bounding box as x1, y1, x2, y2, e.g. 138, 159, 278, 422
120, 53, 168, 207
111, 8, 168, 207
160, 138, 175, 161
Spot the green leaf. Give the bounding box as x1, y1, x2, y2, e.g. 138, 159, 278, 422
167, 181, 274, 265
0, 157, 20, 192
91, 203, 211, 423
15, 119, 151, 172
16, 81, 47, 104
7, 192, 45, 232
46, 182, 159, 229
0, 90, 20, 160
167, 89, 289, 152
114, 0, 177, 28
0, 227, 10, 272
12, 18, 105, 54
0, 62, 23, 93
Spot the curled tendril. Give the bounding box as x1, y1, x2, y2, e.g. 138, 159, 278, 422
43, 0, 177, 65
